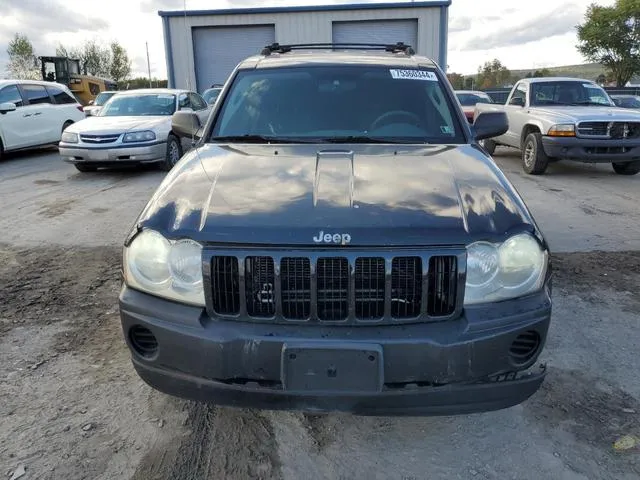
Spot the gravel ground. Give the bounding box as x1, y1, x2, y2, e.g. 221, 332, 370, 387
0, 148, 639, 480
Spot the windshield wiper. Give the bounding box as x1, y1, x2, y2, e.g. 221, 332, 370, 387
211, 135, 312, 144
321, 136, 421, 144
570, 101, 612, 106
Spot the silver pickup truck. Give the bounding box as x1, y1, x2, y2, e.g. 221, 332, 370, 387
475, 77, 640, 175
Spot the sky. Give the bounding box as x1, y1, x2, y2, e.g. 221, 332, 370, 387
0, 0, 617, 81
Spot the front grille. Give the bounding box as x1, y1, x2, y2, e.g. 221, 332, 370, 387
79, 133, 120, 144
577, 121, 640, 139
209, 252, 461, 324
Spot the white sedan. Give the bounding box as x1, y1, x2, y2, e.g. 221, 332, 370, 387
59, 88, 211, 172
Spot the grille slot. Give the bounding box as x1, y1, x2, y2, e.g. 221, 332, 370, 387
427, 256, 458, 316
316, 257, 349, 321
211, 256, 240, 315
245, 257, 275, 317
355, 257, 385, 320
577, 121, 608, 137
281, 257, 311, 320
391, 257, 422, 318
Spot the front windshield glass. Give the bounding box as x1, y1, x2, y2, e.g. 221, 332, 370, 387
530, 81, 613, 106
456, 92, 492, 106
100, 93, 176, 116
95, 92, 116, 106
211, 66, 465, 144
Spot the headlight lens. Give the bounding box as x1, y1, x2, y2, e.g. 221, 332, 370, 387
61, 131, 78, 143
464, 233, 547, 305
123, 130, 156, 143
547, 124, 575, 137
124, 230, 204, 306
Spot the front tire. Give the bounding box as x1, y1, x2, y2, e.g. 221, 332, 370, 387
74, 164, 97, 172
522, 133, 549, 175
612, 161, 640, 175
162, 135, 183, 171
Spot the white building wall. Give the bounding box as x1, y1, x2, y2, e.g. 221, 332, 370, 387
165, 7, 444, 89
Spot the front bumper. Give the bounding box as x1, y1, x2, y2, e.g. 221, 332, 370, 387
542, 136, 640, 163
59, 141, 166, 165
119, 285, 552, 416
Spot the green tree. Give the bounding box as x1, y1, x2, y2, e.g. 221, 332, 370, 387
577, 0, 640, 87
109, 42, 132, 83
446, 72, 465, 89
123, 77, 168, 89
477, 59, 511, 88
57, 40, 112, 78
6, 33, 39, 80
463, 76, 475, 89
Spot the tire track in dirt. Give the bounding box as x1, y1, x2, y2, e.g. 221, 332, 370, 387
133, 404, 281, 480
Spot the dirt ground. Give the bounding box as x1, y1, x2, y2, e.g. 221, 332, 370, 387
1, 245, 639, 480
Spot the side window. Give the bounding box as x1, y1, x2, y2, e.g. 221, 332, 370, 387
0, 85, 25, 107
45, 85, 77, 104
21, 84, 52, 105
178, 93, 191, 110
189, 93, 208, 111
509, 83, 527, 105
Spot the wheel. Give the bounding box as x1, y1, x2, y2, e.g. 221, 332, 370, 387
479, 139, 497, 155
522, 133, 549, 175
161, 135, 183, 171
612, 161, 640, 175
74, 164, 97, 172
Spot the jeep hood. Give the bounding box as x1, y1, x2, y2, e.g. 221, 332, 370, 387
68, 116, 170, 135
135, 144, 539, 247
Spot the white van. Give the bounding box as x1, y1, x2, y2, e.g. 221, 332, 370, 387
0, 80, 85, 159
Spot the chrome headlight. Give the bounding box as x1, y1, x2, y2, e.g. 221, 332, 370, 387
123, 130, 156, 143
464, 233, 548, 305
61, 131, 78, 143
123, 230, 204, 306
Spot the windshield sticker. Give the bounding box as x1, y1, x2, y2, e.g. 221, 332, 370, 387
440, 125, 453, 134
389, 69, 438, 81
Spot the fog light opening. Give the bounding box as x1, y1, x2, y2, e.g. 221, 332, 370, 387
129, 325, 158, 358
509, 330, 541, 365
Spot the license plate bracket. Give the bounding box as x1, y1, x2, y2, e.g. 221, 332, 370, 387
281, 343, 383, 393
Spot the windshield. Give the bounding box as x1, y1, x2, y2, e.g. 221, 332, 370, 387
210, 66, 465, 144
94, 92, 116, 106
203, 88, 221, 104
100, 94, 176, 116
530, 81, 613, 106
614, 96, 640, 108
456, 92, 492, 106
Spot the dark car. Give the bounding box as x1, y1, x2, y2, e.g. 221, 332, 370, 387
119, 43, 552, 416
611, 94, 640, 109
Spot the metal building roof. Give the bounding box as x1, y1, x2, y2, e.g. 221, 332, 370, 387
158, 1, 451, 17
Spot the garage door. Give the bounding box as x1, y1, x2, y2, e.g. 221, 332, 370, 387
332, 19, 418, 50
192, 24, 275, 92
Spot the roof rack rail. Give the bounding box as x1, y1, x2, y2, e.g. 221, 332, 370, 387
260, 42, 415, 56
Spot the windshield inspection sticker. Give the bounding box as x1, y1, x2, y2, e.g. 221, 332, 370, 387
389, 69, 438, 81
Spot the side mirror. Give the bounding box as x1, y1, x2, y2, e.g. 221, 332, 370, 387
172, 111, 203, 140
510, 97, 525, 107
0, 102, 17, 115
473, 111, 508, 141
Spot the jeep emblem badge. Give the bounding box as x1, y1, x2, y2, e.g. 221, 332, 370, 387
313, 230, 351, 245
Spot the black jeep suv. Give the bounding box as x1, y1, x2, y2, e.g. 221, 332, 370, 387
119, 43, 552, 416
